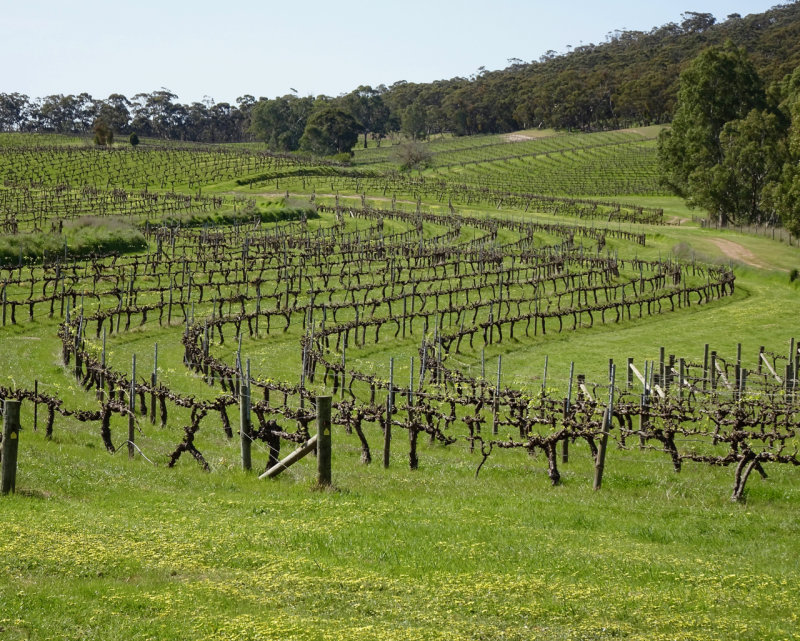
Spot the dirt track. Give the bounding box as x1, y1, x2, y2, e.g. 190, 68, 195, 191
708, 238, 771, 269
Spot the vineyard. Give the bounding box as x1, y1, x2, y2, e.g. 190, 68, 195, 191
1, 130, 799, 641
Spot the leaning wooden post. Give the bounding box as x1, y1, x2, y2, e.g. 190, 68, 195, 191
316, 395, 332, 486
593, 363, 616, 491
710, 351, 718, 395
240, 358, 252, 471
1, 399, 21, 494
128, 354, 136, 459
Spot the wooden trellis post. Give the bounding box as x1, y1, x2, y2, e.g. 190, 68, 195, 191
563, 361, 574, 463
317, 396, 332, 486
240, 358, 252, 471
1, 400, 21, 494
593, 364, 616, 491
128, 354, 136, 459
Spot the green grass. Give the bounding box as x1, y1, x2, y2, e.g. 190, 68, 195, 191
2, 410, 799, 641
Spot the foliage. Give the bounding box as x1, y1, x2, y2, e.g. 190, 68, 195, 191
299, 107, 361, 156
342, 85, 391, 148
688, 109, 785, 225
250, 94, 316, 151
142, 202, 317, 229
764, 67, 800, 235
129, 132, 139, 147
93, 120, 114, 146
0, 217, 146, 265
659, 43, 800, 231
658, 42, 766, 202
391, 140, 432, 171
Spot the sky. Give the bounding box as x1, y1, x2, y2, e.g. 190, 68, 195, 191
0, 0, 786, 104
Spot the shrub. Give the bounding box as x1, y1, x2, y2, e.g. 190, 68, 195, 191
790, 268, 798, 282
332, 152, 353, 165
0, 217, 146, 266
391, 140, 432, 171
93, 120, 114, 146
141, 202, 318, 229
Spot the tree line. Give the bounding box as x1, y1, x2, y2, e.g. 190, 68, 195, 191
2, 4, 800, 150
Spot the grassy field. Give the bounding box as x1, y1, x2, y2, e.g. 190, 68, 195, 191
1, 128, 799, 641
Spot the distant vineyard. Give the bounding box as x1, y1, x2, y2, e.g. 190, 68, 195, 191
354, 129, 666, 197
0, 145, 304, 189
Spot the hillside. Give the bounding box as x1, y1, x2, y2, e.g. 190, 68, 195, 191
1, 127, 799, 641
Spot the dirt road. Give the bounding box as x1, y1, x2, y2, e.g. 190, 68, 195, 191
707, 238, 771, 269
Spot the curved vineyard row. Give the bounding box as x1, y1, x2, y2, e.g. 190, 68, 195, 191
3, 200, 795, 502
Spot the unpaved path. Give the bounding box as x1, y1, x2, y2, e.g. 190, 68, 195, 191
503, 131, 554, 142
708, 238, 771, 269
504, 133, 538, 142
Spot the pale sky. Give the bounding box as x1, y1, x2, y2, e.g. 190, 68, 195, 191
0, 0, 784, 104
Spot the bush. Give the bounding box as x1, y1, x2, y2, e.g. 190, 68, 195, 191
0, 217, 146, 266
142, 201, 318, 229
93, 120, 114, 146
790, 268, 798, 282
129, 132, 140, 147
331, 152, 353, 165
391, 140, 432, 171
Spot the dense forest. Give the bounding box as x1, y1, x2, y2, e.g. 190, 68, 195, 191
1, 3, 800, 146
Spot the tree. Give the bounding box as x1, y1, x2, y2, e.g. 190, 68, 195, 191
401, 101, 428, 140
95, 94, 132, 134
299, 107, 360, 156
93, 120, 114, 146
689, 109, 785, 225
343, 85, 390, 148
391, 140, 432, 171
658, 42, 767, 224
763, 67, 800, 235
131, 89, 180, 139
250, 95, 315, 151
0, 93, 31, 131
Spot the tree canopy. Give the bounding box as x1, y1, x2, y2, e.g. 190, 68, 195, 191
658, 42, 800, 232
299, 107, 361, 156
